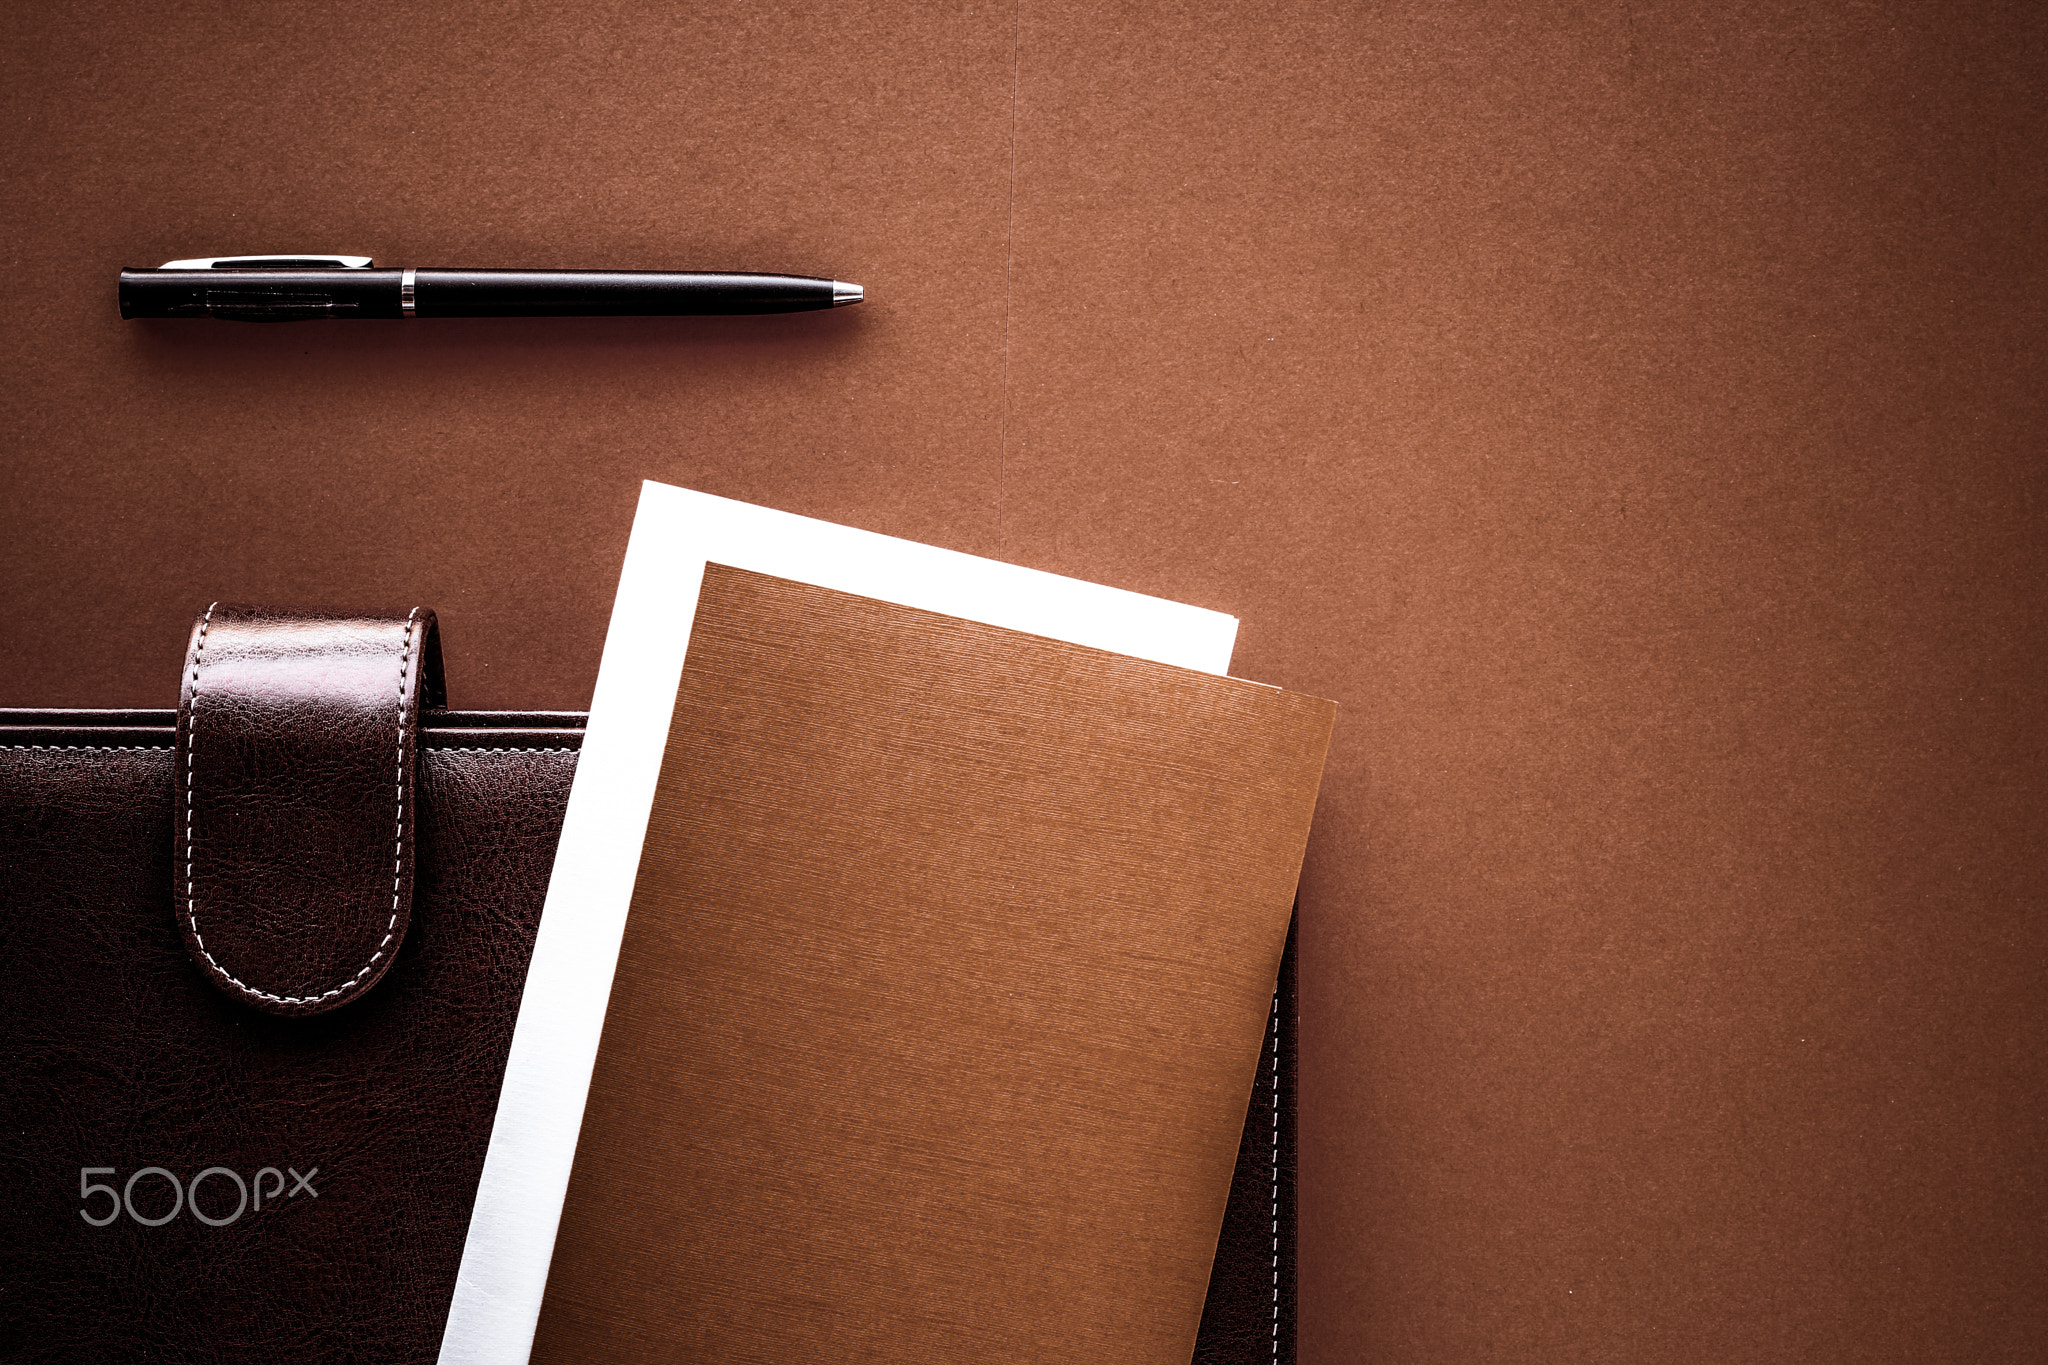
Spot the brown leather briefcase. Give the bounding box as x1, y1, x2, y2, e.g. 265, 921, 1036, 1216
0, 604, 1296, 1364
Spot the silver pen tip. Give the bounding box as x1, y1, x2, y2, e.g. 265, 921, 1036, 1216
832, 280, 864, 307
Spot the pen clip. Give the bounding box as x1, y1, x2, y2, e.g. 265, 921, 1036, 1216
157, 254, 374, 270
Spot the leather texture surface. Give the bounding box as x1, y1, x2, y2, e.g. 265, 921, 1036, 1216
174, 604, 448, 1016
533, 567, 1328, 1365
0, 712, 578, 1364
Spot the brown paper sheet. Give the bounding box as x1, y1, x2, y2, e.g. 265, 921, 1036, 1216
532, 565, 1332, 1363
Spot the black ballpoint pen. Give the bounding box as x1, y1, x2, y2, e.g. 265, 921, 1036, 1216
118, 254, 864, 321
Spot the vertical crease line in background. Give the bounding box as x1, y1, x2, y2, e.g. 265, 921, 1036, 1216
997, 0, 1021, 550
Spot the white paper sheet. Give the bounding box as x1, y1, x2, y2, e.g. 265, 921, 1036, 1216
436, 481, 1238, 1365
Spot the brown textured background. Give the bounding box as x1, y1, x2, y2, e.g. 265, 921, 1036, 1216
3, 2, 2043, 1359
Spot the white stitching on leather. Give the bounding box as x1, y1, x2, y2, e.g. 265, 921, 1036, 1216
1272, 987, 1281, 1359
6, 743, 575, 752
2, 745, 174, 751
184, 608, 420, 1007
422, 745, 576, 752
184, 603, 216, 961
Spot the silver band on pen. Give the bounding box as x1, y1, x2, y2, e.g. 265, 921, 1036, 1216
400, 268, 416, 318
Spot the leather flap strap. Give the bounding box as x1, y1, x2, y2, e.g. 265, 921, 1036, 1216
175, 603, 446, 1016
